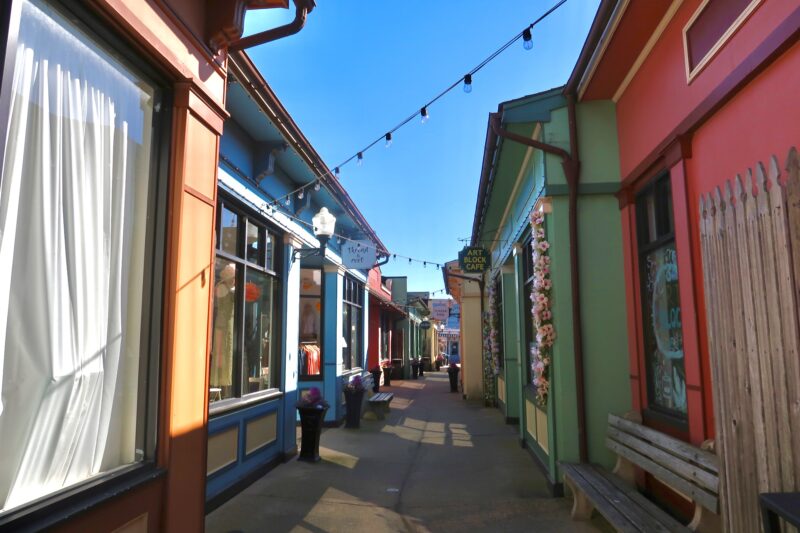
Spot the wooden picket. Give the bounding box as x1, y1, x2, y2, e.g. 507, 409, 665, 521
698, 147, 800, 532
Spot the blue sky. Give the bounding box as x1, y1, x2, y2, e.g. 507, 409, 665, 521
244, 0, 599, 294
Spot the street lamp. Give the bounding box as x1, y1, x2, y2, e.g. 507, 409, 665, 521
293, 207, 336, 262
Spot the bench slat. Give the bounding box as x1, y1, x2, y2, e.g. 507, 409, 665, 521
369, 393, 393, 403
562, 464, 641, 532
609, 414, 718, 473
606, 438, 719, 512
608, 426, 719, 494
592, 466, 689, 532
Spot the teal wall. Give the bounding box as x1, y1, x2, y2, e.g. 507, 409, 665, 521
501, 268, 521, 420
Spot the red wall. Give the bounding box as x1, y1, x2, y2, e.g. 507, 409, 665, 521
368, 298, 381, 369
614, 0, 800, 446
616, 0, 798, 179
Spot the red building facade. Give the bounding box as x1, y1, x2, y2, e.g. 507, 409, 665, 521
366, 268, 406, 372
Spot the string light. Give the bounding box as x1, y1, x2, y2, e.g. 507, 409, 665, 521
357, 152, 363, 166
314, 182, 321, 191
334, 167, 340, 177
420, 106, 429, 124
463, 74, 472, 93
298, 190, 304, 200
523, 28, 533, 50
385, 132, 392, 148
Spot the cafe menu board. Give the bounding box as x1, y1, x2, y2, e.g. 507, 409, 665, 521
642, 244, 687, 415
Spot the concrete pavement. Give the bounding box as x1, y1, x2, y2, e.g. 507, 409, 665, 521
206, 370, 608, 532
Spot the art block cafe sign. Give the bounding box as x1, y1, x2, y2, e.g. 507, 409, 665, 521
458, 246, 489, 273
343, 240, 378, 269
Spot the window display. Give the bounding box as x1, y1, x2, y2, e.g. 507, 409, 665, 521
299, 269, 322, 377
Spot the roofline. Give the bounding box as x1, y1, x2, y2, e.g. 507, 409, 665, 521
469, 86, 565, 246
228, 51, 389, 255
564, 0, 619, 95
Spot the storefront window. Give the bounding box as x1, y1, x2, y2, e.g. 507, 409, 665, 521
342, 276, 364, 369
636, 174, 687, 418
299, 268, 322, 378
522, 238, 536, 384
0, 0, 162, 513
211, 199, 281, 403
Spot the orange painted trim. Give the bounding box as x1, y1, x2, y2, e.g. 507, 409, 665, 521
174, 83, 228, 135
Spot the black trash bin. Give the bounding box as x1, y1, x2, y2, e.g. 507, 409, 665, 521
447, 365, 460, 393
411, 361, 419, 379
370, 369, 381, 393
344, 389, 365, 429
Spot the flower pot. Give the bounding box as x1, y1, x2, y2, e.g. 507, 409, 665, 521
370, 370, 381, 393
418, 363, 424, 377
344, 390, 365, 429
382, 367, 392, 386
447, 367, 460, 393
297, 406, 328, 462
411, 363, 419, 379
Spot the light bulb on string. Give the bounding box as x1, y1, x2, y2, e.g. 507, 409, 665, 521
385, 132, 392, 148
334, 167, 340, 178
420, 106, 429, 124
285, 197, 291, 206
357, 152, 363, 166
463, 74, 472, 93
314, 181, 321, 191
523, 28, 533, 50
297, 190, 304, 200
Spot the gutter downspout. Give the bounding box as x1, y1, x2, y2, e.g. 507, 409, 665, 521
229, 0, 315, 51
490, 109, 588, 463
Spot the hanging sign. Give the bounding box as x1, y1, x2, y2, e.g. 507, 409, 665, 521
420, 320, 432, 330
458, 246, 489, 273
342, 240, 377, 269
430, 300, 450, 322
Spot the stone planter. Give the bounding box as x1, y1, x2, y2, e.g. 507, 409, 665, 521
297, 406, 328, 462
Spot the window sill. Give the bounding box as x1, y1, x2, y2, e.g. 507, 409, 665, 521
0, 463, 165, 531
209, 389, 283, 417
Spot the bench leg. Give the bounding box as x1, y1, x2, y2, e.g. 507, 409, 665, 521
376, 406, 385, 420
564, 476, 594, 521
688, 504, 721, 533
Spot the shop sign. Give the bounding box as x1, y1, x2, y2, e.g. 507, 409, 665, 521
342, 240, 377, 269
458, 246, 489, 273
430, 300, 450, 321
420, 320, 432, 330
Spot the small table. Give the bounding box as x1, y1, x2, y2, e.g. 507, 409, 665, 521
760, 492, 800, 532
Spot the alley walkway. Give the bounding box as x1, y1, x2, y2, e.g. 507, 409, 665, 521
206, 371, 606, 532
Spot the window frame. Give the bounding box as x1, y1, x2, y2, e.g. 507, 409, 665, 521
341, 275, 364, 370
0, 0, 171, 525
298, 267, 325, 381
209, 192, 283, 414
634, 172, 689, 429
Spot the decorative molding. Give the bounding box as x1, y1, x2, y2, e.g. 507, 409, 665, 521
578, 0, 631, 100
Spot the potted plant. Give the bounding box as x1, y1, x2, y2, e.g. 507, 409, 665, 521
296, 387, 329, 462
343, 375, 366, 429
369, 366, 382, 393
435, 353, 444, 371
447, 363, 460, 393
380, 359, 392, 386
411, 358, 419, 379
418, 357, 425, 377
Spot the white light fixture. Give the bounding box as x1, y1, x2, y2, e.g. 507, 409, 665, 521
312, 207, 336, 248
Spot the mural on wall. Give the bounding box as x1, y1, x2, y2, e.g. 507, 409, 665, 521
643, 244, 686, 414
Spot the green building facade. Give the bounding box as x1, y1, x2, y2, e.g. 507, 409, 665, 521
471, 87, 631, 492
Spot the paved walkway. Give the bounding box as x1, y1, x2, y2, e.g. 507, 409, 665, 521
206, 370, 606, 532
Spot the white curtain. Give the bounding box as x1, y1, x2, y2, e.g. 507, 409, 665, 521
0, 0, 151, 511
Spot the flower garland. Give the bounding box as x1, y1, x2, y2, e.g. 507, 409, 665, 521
530, 211, 555, 405
487, 276, 501, 375
481, 312, 497, 405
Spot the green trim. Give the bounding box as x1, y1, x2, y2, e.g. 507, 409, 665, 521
542, 182, 620, 197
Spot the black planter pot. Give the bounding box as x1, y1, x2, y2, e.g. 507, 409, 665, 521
382, 367, 392, 386
411, 363, 419, 379
418, 363, 424, 377
297, 406, 328, 462
370, 370, 381, 393
435, 362, 441, 371
448, 367, 460, 393
344, 390, 365, 428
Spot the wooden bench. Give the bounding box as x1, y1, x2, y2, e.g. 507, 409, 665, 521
562, 413, 720, 533
367, 392, 394, 420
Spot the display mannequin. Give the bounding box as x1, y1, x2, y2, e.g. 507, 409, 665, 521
211, 263, 236, 396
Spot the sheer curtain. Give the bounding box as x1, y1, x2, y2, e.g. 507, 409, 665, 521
0, 0, 153, 512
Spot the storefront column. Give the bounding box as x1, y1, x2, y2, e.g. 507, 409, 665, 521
513, 244, 527, 443
281, 236, 303, 455
361, 284, 369, 368
323, 265, 344, 422
501, 264, 521, 423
